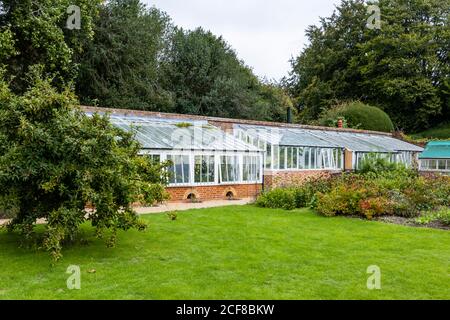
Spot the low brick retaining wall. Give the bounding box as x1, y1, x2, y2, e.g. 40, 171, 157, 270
166, 184, 262, 201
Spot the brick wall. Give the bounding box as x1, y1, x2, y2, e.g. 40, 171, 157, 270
264, 170, 340, 189
166, 184, 262, 201
208, 120, 234, 134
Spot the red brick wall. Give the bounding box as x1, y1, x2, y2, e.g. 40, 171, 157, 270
264, 170, 340, 189
208, 120, 234, 134
166, 184, 262, 201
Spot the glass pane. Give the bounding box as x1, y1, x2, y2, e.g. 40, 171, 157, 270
273, 145, 279, 169
194, 156, 201, 182
292, 148, 298, 169
201, 157, 208, 182
220, 156, 227, 182
265, 144, 272, 169
316, 148, 322, 168
438, 160, 446, 170
256, 157, 261, 180
287, 147, 293, 169
304, 148, 310, 169
227, 157, 233, 181
208, 156, 215, 182
243, 156, 249, 181
183, 156, 190, 183
298, 148, 304, 169
280, 147, 286, 169
220, 156, 240, 182
166, 155, 175, 184
234, 156, 240, 181
243, 156, 259, 182
310, 148, 316, 169
430, 160, 437, 169
323, 149, 329, 168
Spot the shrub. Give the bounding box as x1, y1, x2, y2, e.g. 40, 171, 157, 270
318, 101, 394, 132
255, 188, 296, 210
386, 190, 417, 217
315, 170, 449, 219
257, 175, 337, 210
292, 178, 334, 208
316, 185, 366, 217
428, 175, 450, 207
258, 171, 449, 220
415, 208, 450, 227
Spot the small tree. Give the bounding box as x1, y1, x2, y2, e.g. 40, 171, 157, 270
0, 70, 169, 260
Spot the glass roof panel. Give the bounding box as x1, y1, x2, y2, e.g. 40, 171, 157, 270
109, 116, 262, 152
234, 124, 423, 153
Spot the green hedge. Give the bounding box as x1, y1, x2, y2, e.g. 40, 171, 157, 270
318, 101, 395, 132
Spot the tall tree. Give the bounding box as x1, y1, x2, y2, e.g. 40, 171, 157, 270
286, 0, 449, 132
161, 27, 292, 120
75, 0, 174, 111
0, 0, 101, 93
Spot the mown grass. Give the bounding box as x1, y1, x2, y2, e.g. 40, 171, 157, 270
0, 206, 449, 300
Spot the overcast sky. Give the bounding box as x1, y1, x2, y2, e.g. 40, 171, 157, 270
145, 0, 342, 81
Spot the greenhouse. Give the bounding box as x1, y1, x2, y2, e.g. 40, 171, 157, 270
85, 107, 425, 200
233, 124, 423, 170
109, 115, 264, 187
419, 141, 450, 174
233, 124, 343, 170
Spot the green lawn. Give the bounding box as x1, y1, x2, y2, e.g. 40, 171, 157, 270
412, 122, 450, 139
0, 205, 449, 300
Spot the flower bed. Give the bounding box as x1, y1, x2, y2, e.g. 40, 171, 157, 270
256, 168, 450, 222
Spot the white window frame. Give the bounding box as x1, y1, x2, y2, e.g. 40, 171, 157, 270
243, 155, 262, 182
140, 150, 263, 186
194, 154, 216, 184
420, 158, 450, 172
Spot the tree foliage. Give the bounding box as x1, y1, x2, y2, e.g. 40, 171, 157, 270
0, 70, 169, 260
160, 27, 293, 120
74, 0, 292, 121
318, 101, 395, 132
0, 0, 102, 93
76, 0, 174, 111
286, 0, 450, 132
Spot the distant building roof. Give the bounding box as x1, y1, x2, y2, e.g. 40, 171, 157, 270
419, 141, 450, 159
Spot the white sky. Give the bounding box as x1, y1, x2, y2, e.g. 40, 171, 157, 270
144, 0, 342, 81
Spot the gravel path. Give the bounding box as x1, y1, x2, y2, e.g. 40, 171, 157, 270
135, 198, 254, 214
0, 198, 255, 226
